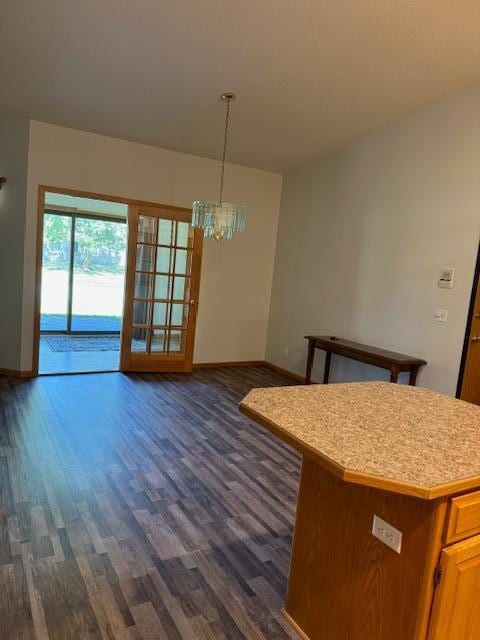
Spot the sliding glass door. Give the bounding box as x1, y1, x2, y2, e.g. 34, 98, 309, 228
71, 216, 127, 332
40, 211, 127, 335
40, 213, 73, 332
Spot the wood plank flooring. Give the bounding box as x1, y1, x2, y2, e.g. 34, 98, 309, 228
0, 366, 301, 639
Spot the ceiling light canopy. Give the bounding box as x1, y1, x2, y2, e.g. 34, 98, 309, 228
192, 93, 246, 241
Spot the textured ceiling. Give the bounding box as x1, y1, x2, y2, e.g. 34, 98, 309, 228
1, 1, 479, 173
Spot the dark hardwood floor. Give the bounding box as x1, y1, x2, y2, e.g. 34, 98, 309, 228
0, 366, 300, 639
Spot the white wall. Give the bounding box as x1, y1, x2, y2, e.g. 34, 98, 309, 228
267, 85, 480, 395
22, 121, 282, 370
0, 118, 30, 370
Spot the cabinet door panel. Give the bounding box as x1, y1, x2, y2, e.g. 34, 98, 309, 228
446, 491, 480, 544
429, 535, 480, 639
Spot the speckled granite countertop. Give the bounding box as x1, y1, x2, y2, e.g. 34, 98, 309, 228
239, 382, 480, 499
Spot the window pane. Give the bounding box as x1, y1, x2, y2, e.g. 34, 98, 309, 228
133, 300, 150, 325
40, 213, 72, 332
151, 330, 166, 352
158, 219, 173, 245
168, 330, 183, 352
156, 247, 171, 273
153, 275, 170, 300
172, 276, 189, 301
40, 267, 70, 331
153, 303, 167, 326
132, 328, 148, 352
137, 216, 156, 243
174, 249, 188, 274
171, 303, 186, 327
136, 245, 155, 272
176, 222, 190, 248
134, 272, 152, 299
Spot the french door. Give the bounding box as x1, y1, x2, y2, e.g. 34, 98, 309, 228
120, 204, 203, 372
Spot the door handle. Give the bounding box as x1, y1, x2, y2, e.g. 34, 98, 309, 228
189, 299, 196, 306
471, 336, 480, 342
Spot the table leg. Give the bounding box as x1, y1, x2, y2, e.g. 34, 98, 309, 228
390, 365, 399, 383
323, 351, 332, 384
305, 340, 315, 385
409, 366, 419, 386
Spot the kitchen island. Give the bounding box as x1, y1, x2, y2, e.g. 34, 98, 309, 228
239, 382, 480, 640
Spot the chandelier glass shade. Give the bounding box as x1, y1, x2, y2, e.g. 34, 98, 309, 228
192, 201, 246, 241
192, 93, 247, 241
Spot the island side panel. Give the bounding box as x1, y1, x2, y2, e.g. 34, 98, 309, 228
285, 457, 448, 640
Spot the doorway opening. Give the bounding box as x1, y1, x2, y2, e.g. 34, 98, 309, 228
38, 192, 128, 374
34, 187, 203, 376
457, 242, 480, 404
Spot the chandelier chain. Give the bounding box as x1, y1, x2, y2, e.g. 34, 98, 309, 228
191, 91, 246, 241
219, 97, 231, 203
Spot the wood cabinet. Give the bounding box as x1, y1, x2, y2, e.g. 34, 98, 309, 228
446, 490, 480, 544
429, 535, 480, 639
285, 459, 447, 640
281, 460, 480, 640
240, 382, 480, 639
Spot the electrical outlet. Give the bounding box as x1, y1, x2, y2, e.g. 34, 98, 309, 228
372, 515, 402, 554
283, 346, 289, 357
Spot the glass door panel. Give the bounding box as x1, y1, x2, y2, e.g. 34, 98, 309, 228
156, 247, 172, 273
151, 329, 167, 352
40, 213, 72, 332
154, 275, 170, 299
121, 204, 203, 372
71, 217, 127, 332
134, 273, 153, 298
132, 328, 148, 352
137, 215, 156, 243
133, 217, 193, 355
158, 219, 173, 244
176, 222, 190, 247
172, 276, 189, 301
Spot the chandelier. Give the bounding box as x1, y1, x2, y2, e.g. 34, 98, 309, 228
192, 93, 247, 241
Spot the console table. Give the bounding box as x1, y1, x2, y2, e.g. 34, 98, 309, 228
305, 335, 426, 385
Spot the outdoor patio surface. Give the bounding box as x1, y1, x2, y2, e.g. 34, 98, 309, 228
39, 336, 120, 374
41, 314, 121, 332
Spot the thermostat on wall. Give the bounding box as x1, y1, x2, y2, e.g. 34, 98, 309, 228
438, 268, 455, 289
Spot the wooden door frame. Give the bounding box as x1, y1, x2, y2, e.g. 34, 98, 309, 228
456, 241, 480, 398
33, 185, 195, 376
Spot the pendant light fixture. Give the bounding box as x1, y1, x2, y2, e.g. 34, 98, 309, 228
192, 93, 246, 241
